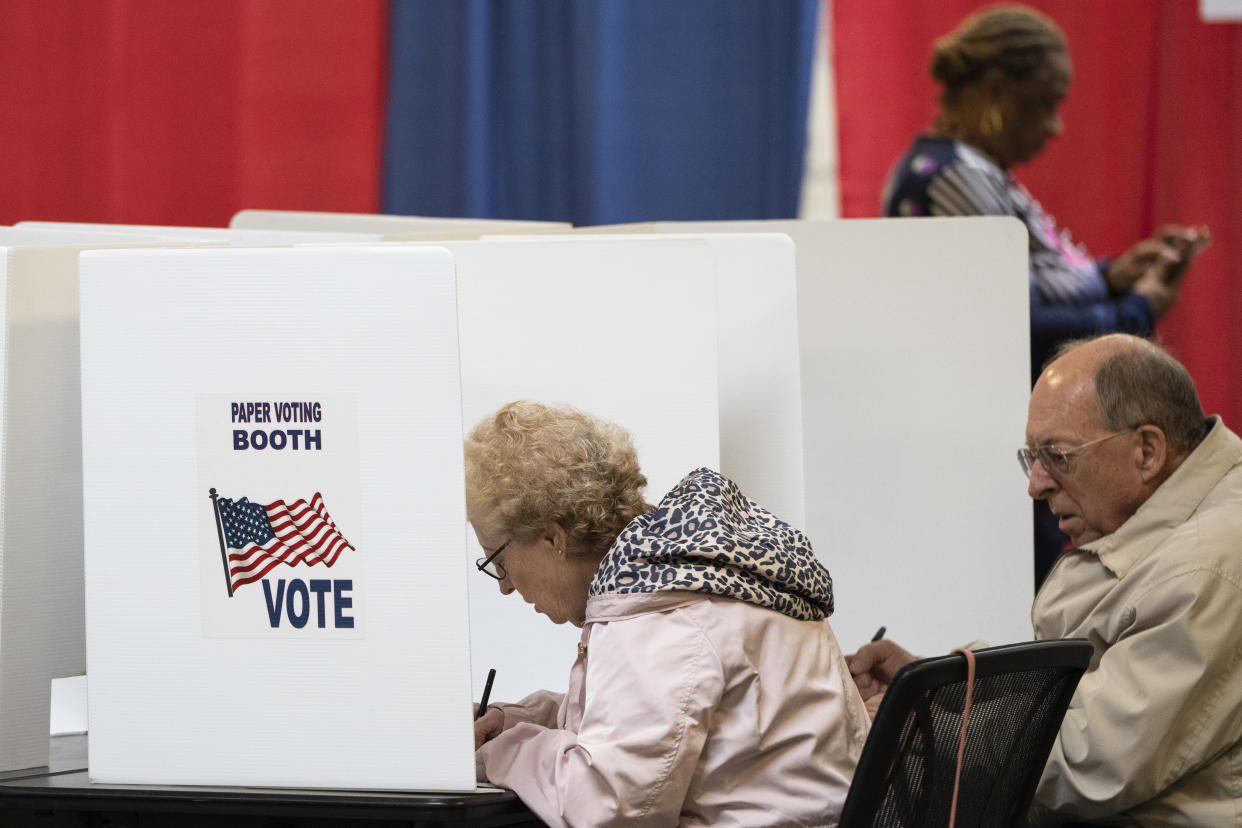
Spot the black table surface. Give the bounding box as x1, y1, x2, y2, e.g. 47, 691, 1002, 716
0, 735, 542, 827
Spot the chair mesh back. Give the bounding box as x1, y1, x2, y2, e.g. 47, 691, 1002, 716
841, 640, 1091, 828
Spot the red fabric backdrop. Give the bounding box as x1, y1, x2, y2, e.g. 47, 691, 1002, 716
833, 0, 1242, 429
0, 0, 387, 228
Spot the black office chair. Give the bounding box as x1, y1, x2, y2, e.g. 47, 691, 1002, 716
839, 639, 1093, 828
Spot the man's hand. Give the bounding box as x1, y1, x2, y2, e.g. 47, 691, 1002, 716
474, 707, 504, 749
847, 639, 917, 702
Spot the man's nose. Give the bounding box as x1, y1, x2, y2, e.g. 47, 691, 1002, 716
497, 575, 515, 596
1027, 459, 1058, 499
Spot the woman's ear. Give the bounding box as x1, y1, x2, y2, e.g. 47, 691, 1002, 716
1134, 425, 1168, 483
980, 65, 1009, 106
535, 521, 568, 554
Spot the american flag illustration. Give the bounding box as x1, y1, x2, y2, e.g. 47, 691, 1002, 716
214, 492, 355, 594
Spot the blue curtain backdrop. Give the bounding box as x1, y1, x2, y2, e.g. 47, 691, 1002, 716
383, 1, 819, 224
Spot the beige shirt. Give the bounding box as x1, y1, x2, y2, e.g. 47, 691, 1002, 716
1030, 417, 1242, 826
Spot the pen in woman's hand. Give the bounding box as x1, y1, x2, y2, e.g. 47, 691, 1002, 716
475, 668, 497, 721
871, 626, 886, 642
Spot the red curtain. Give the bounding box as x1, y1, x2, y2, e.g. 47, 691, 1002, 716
833, 0, 1242, 428
0, 0, 387, 228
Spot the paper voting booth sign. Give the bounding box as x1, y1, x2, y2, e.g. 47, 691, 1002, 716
79, 246, 475, 790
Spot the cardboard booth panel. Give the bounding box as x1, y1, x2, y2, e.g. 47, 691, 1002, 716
0, 243, 220, 773
583, 219, 1032, 655
0, 227, 197, 245
494, 233, 806, 527
419, 238, 721, 703
231, 209, 571, 236
0, 247, 87, 772
681, 234, 803, 527
80, 247, 474, 790
16, 221, 382, 245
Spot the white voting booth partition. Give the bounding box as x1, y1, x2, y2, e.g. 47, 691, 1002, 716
16, 220, 384, 246
587, 218, 1032, 655
409, 238, 722, 704
79, 247, 475, 790
0, 238, 221, 774
0, 226, 195, 246
484, 233, 807, 529
231, 209, 571, 238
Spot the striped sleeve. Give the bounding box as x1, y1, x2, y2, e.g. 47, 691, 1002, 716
927, 161, 1011, 217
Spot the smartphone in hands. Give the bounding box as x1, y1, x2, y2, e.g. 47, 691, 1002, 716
1161, 226, 1210, 285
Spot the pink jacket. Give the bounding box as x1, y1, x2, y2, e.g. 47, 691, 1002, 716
478, 591, 870, 826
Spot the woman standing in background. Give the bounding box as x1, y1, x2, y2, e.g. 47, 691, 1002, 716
881, 4, 1209, 585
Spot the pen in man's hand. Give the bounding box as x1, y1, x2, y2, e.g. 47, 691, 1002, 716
871, 626, 886, 642
475, 668, 497, 721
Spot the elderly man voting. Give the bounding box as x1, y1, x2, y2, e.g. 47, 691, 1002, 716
466, 401, 868, 827
849, 334, 1242, 826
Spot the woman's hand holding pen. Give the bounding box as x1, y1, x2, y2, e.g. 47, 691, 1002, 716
474, 707, 504, 749
473, 667, 502, 749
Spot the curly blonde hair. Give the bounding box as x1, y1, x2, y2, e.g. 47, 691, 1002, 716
464, 401, 654, 560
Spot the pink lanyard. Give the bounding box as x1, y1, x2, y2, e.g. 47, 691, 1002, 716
948, 647, 976, 828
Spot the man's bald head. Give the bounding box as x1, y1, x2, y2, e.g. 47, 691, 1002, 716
1044, 334, 1206, 457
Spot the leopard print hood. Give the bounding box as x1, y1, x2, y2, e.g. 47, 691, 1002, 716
588, 468, 834, 621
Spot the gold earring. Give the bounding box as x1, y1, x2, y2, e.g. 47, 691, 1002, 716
980, 105, 1004, 137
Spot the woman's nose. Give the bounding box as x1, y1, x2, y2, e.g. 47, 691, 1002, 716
497, 576, 516, 596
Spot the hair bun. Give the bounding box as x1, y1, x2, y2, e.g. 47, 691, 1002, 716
930, 4, 1067, 92
931, 39, 976, 86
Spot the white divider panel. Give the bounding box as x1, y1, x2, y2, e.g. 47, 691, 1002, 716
231, 209, 571, 236
80, 247, 474, 790
415, 238, 720, 704
49, 676, 88, 736
16, 221, 381, 245
0, 243, 218, 773
0, 246, 82, 773
585, 218, 1032, 656
482, 233, 805, 527
0, 227, 193, 245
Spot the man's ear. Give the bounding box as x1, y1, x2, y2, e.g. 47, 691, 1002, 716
1134, 424, 1168, 483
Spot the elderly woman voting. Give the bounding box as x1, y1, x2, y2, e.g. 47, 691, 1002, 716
466, 402, 868, 827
